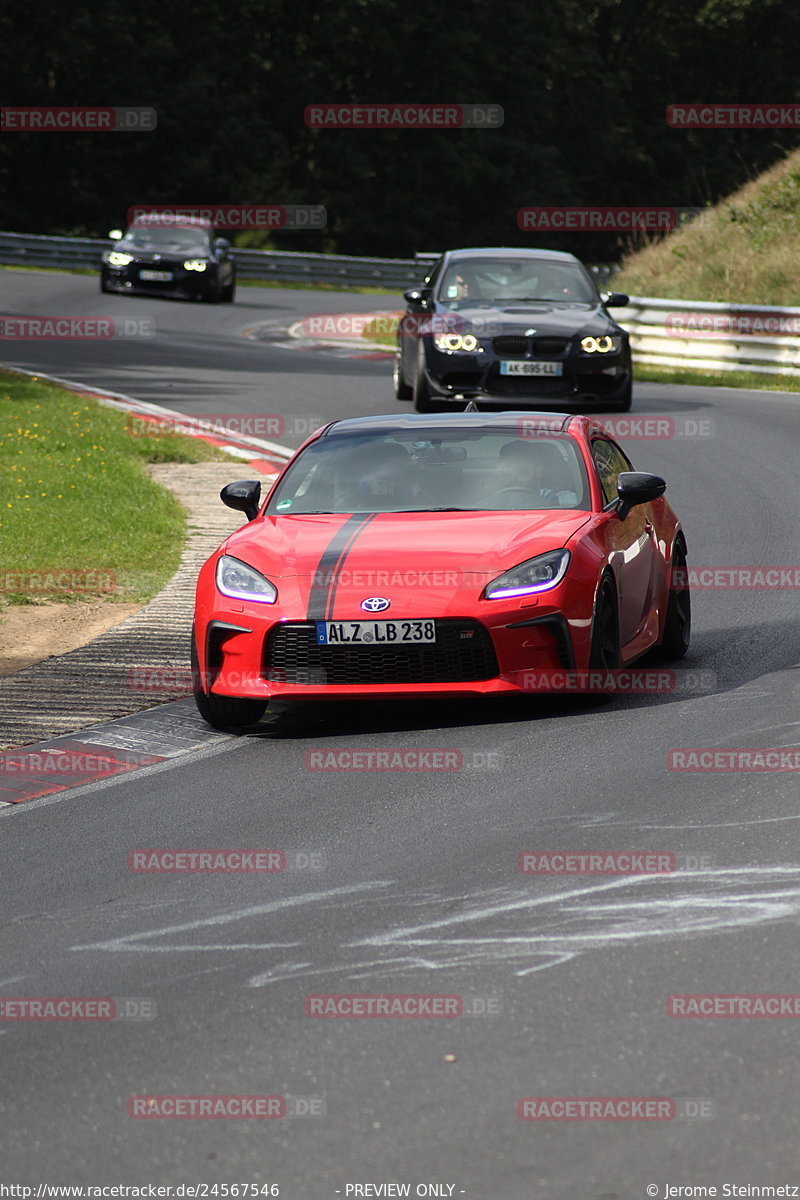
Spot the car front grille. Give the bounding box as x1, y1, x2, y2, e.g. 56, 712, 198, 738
492, 336, 570, 358
493, 335, 528, 357
265, 620, 499, 685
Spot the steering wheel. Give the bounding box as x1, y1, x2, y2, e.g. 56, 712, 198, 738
487, 486, 559, 505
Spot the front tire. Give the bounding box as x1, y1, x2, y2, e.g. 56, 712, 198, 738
658, 540, 691, 659
394, 353, 412, 400
613, 378, 633, 411
413, 342, 438, 412
191, 634, 266, 730
222, 270, 236, 303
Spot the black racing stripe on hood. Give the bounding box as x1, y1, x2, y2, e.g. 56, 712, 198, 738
306, 513, 376, 621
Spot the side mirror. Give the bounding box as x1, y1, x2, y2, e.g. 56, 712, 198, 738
603, 292, 629, 308
615, 471, 666, 521
215, 237, 231, 253
220, 479, 262, 521
108, 229, 123, 241
404, 287, 431, 308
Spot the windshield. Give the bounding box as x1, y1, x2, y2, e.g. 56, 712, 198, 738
267, 429, 591, 514
122, 227, 212, 254
438, 258, 597, 305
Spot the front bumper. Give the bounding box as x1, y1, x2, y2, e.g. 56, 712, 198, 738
194, 587, 592, 703
101, 262, 217, 297
422, 345, 631, 405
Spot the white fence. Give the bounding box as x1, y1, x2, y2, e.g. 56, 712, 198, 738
620, 296, 800, 378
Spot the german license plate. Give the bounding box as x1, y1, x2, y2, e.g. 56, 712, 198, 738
315, 619, 436, 645
139, 270, 172, 281
500, 360, 563, 376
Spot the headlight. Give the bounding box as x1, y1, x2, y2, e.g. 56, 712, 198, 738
484, 549, 570, 600
216, 555, 277, 603
432, 333, 480, 352
183, 259, 208, 271
580, 335, 623, 354
106, 251, 133, 267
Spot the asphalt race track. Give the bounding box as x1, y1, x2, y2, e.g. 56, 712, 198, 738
2, 271, 800, 1196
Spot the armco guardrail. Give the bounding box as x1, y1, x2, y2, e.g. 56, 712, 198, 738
0, 229, 618, 291
0, 230, 427, 289
620, 296, 800, 378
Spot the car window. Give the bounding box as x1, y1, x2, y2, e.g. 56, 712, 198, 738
267, 430, 591, 514
437, 258, 597, 305
592, 437, 633, 506
123, 227, 212, 254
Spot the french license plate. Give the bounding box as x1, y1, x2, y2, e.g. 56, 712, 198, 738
139, 269, 173, 281
315, 619, 436, 645
500, 360, 563, 376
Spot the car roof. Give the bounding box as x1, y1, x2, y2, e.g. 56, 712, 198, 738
442, 247, 581, 264
322, 412, 576, 436
129, 215, 213, 230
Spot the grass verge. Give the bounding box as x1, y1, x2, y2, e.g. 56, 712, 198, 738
0, 369, 234, 607
633, 363, 800, 393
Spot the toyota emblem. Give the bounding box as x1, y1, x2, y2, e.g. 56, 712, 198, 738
360, 596, 391, 612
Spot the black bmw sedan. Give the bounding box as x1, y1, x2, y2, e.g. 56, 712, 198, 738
100, 217, 236, 302
394, 247, 632, 412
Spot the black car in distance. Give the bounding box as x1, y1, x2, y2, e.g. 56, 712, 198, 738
100, 215, 236, 302
394, 247, 632, 412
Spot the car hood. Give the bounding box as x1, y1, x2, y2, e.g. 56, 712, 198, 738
434, 303, 621, 336
223, 509, 591, 592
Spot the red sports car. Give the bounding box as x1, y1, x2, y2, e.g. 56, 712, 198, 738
192, 411, 690, 728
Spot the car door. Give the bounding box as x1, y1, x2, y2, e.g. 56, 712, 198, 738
591, 436, 657, 646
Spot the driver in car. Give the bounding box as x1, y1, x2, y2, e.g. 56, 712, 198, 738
488, 441, 561, 507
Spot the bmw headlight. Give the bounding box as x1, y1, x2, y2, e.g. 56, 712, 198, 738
183, 259, 208, 271
106, 251, 133, 267
216, 555, 277, 603
432, 333, 480, 352
484, 549, 570, 599
580, 335, 623, 354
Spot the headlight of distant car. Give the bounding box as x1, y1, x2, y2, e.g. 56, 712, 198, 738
215, 555, 277, 603
106, 251, 133, 267
432, 333, 480, 352
183, 259, 208, 271
580, 335, 623, 354
484, 549, 570, 599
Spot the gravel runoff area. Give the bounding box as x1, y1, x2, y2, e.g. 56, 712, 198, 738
0, 463, 252, 750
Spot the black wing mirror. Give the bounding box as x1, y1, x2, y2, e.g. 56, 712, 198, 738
615, 471, 666, 521
220, 480, 261, 521
603, 292, 629, 308
214, 237, 231, 254
403, 287, 432, 308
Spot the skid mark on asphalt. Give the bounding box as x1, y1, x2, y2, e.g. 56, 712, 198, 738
66, 869, 800, 986
69, 881, 391, 954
